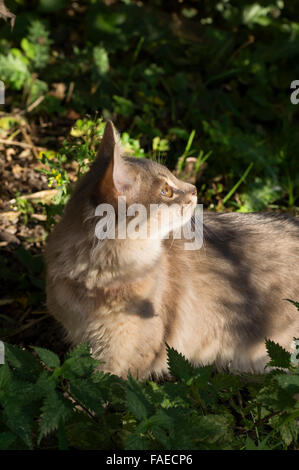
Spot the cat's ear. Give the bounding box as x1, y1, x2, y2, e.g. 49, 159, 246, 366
112, 141, 135, 193
98, 121, 135, 195
98, 120, 119, 161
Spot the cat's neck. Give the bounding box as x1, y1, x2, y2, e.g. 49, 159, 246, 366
84, 237, 163, 290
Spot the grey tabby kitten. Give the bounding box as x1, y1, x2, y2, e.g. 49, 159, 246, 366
45, 121, 299, 378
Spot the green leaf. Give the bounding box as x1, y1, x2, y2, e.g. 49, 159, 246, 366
62, 343, 100, 379
26, 20, 52, 70
21, 38, 35, 60
125, 420, 151, 450
70, 378, 103, 415
256, 383, 296, 411
91, 370, 126, 408
113, 95, 134, 117
147, 381, 190, 409
265, 339, 291, 369
125, 374, 154, 421
93, 46, 109, 75
1, 377, 42, 407
35, 370, 57, 396
280, 420, 298, 447
66, 412, 113, 450
0, 431, 17, 450
0, 52, 30, 90
3, 403, 34, 449
194, 414, 234, 448
242, 4, 273, 27
33, 346, 60, 369
38, 0, 68, 13
0, 364, 12, 398
38, 390, 73, 444
166, 344, 197, 382
275, 373, 299, 395
4, 343, 43, 382
57, 422, 69, 450
245, 435, 273, 450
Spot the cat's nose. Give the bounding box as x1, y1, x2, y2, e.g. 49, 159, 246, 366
192, 187, 197, 196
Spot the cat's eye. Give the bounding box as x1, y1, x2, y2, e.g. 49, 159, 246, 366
161, 182, 173, 198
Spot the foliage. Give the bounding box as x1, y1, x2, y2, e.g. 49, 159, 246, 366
1, 306, 299, 450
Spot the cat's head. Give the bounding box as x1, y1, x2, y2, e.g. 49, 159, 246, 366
87, 121, 197, 241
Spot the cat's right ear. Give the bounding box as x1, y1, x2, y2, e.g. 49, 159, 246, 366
97, 120, 119, 161
96, 121, 135, 201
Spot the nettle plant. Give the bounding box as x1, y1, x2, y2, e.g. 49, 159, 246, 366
0, 301, 299, 451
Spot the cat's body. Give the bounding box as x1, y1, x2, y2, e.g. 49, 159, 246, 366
45, 122, 299, 378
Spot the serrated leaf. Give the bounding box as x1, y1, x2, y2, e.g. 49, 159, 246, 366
91, 370, 126, 410
166, 344, 196, 381
2, 378, 43, 407
265, 339, 291, 369
1, 377, 42, 447
33, 346, 60, 369
66, 343, 92, 360
35, 370, 57, 396
38, 390, 73, 444
126, 375, 154, 421
4, 343, 43, 382
62, 343, 99, 379
70, 378, 103, 415
0, 52, 30, 90
4, 405, 34, 449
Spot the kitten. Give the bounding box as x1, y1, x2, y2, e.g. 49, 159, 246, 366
45, 121, 299, 378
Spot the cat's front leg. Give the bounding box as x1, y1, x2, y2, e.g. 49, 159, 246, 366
91, 304, 165, 380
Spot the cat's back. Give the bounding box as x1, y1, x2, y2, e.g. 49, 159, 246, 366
165, 211, 299, 325
168, 211, 299, 266
162, 212, 299, 371
201, 211, 299, 270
